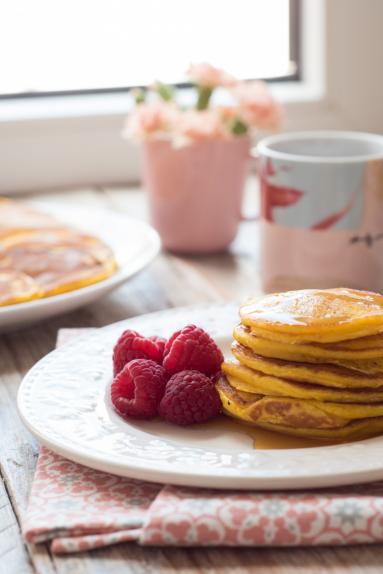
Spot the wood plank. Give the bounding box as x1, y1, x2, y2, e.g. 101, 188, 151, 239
151, 255, 223, 306
27, 546, 57, 574
175, 239, 262, 302
50, 546, 177, 574
0, 477, 35, 574
102, 186, 146, 221
0, 188, 113, 574
50, 545, 383, 574
0, 311, 72, 574
0, 336, 40, 516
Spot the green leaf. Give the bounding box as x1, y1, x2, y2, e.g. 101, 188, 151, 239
154, 82, 174, 101
196, 86, 213, 110
230, 117, 248, 135
131, 88, 146, 105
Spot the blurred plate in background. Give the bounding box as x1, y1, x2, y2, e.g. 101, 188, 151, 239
0, 202, 160, 332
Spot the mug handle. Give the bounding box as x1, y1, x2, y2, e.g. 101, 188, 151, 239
240, 149, 260, 222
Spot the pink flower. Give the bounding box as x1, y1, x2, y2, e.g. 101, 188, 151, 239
217, 106, 237, 121
123, 101, 178, 140
173, 109, 228, 146
188, 63, 237, 88
233, 81, 283, 131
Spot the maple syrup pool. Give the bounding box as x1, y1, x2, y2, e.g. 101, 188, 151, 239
122, 414, 345, 451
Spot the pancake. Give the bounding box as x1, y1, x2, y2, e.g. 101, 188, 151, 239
240, 288, 383, 343
249, 418, 383, 441
221, 288, 383, 441
298, 332, 383, 351
247, 325, 383, 350
0, 229, 117, 297
216, 377, 345, 428
230, 343, 383, 389
223, 362, 383, 403
0, 270, 41, 306
334, 358, 383, 375
217, 376, 383, 425
233, 324, 383, 365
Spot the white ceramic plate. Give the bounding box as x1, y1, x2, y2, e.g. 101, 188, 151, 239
0, 202, 160, 332
17, 304, 383, 490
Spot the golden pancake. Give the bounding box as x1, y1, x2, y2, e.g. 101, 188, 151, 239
250, 418, 383, 441
233, 324, 383, 364
330, 334, 383, 350
0, 229, 117, 297
217, 376, 383, 427
247, 324, 383, 350
223, 362, 383, 403
334, 358, 383, 375
240, 288, 383, 343
220, 288, 383, 441
0, 270, 41, 306
230, 342, 383, 389
217, 377, 346, 428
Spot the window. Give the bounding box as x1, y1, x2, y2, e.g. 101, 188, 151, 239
1, 0, 299, 98
8, 0, 352, 194
3, 0, 382, 195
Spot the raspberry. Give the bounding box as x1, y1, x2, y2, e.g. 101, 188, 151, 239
159, 370, 222, 425
150, 335, 166, 358
113, 330, 165, 376
111, 359, 167, 420
163, 325, 224, 376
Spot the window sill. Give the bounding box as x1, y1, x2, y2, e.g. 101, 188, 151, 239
1, 80, 341, 195
0, 80, 324, 125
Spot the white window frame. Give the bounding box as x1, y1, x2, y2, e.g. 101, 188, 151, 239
1, 0, 382, 194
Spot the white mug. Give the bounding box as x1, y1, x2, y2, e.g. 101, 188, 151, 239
256, 131, 383, 293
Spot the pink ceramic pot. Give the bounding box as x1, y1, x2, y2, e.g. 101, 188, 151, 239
142, 137, 250, 253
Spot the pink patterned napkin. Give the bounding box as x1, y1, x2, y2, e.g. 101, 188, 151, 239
23, 329, 383, 554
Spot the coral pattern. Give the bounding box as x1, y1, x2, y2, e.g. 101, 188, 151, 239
23, 447, 383, 554
22, 329, 383, 554
260, 157, 304, 222
259, 155, 365, 231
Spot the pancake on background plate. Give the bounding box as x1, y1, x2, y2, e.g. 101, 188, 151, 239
0, 198, 117, 306
219, 287, 383, 441
0, 270, 41, 306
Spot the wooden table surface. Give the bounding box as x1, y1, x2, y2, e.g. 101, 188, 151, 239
2, 185, 383, 574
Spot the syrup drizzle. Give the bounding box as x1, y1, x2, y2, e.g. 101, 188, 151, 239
201, 416, 341, 450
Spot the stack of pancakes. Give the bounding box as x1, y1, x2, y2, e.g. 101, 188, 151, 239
0, 198, 117, 306
217, 288, 383, 440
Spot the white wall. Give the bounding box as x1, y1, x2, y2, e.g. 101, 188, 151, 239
326, 0, 383, 132
281, 0, 383, 132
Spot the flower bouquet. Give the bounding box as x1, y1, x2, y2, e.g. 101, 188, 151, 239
124, 63, 282, 253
